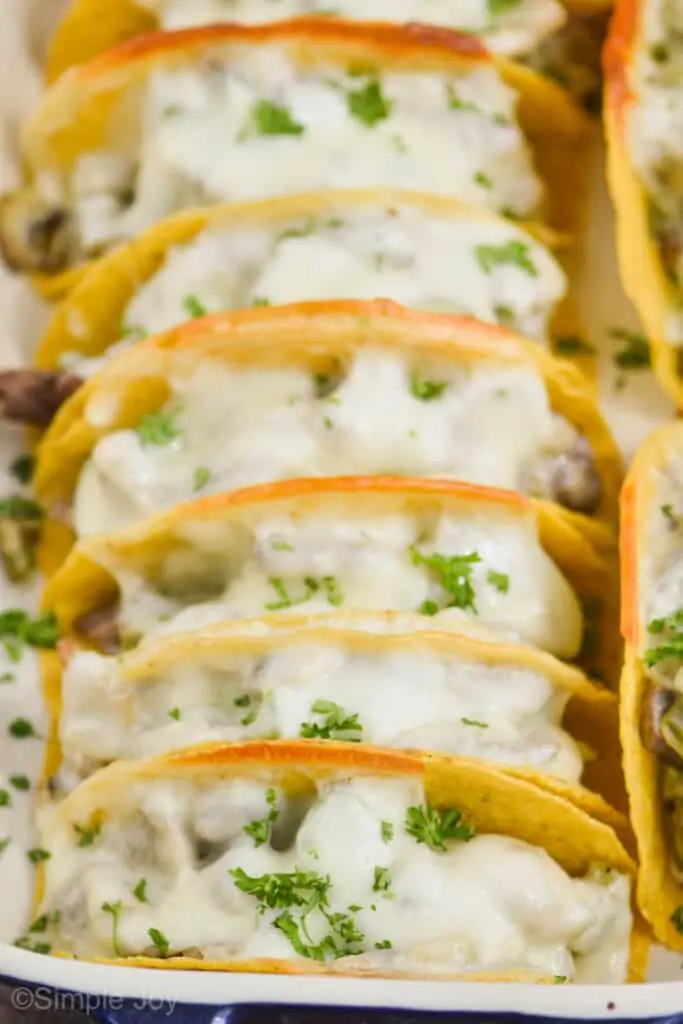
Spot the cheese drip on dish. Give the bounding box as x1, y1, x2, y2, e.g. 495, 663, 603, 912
62, 207, 566, 379
68, 51, 543, 256
36, 773, 631, 980
59, 630, 581, 786
143, 0, 566, 59
74, 349, 600, 536
626, 0, 683, 344
85, 501, 583, 658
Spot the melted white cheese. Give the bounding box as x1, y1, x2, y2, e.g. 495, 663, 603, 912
70, 49, 544, 253
102, 502, 584, 658
74, 347, 588, 537
141, 0, 566, 59
38, 773, 631, 980
64, 205, 566, 379
59, 634, 580, 785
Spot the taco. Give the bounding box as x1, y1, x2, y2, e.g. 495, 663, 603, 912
604, 0, 683, 404
620, 420, 683, 948
31, 302, 621, 555
41, 476, 619, 691
34, 189, 590, 380
30, 740, 646, 980
0, 20, 589, 297
49, 611, 625, 823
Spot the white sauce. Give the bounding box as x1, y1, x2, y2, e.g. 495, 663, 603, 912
38, 773, 631, 981
64, 205, 566, 378
101, 501, 583, 658
59, 632, 580, 785
70, 49, 544, 254
141, 0, 566, 59
74, 347, 588, 537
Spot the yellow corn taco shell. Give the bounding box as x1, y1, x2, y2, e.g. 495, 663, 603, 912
33, 301, 621, 560
620, 421, 683, 948
604, 0, 683, 405
34, 739, 646, 980
3, 20, 590, 298
45, 610, 626, 823
40, 476, 620, 728
35, 189, 591, 377
45, 0, 613, 82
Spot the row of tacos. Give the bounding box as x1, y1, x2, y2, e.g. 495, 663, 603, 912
0, 1, 656, 984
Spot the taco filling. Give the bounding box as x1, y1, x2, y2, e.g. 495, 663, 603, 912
35, 768, 631, 979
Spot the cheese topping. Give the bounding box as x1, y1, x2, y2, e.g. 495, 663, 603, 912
37, 772, 631, 980
627, 0, 683, 343
59, 631, 581, 786
68, 49, 544, 255
94, 500, 583, 658
63, 205, 566, 379
74, 347, 598, 536
144, 0, 566, 59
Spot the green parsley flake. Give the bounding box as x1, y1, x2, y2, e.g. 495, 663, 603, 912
193, 466, 211, 492
9, 774, 29, 791
662, 504, 680, 527
462, 717, 489, 729
373, 865, 392, 894
375, 939, 392, 949
410, 372, 447, 401
0, 610, 60, 662
476, 240, 538, 277
102, 901, 124, 956
347, 80, 392, 126
234, 693, 251, 708
553, 335, 595, 357
473, 171, 493, 190
410, 546, 481, 613
381, 821, 394, 843
265, 575, 343, 611
137, 408, 181, 446
405, 804, 475, 851
671, 905, 683, 933
0, 790, 10, 807
645, 609, 683, 666
168, 707, 181, 721
0, 837, 10, 857
120, 324, 147, 342
244, 787, 280, 847
27, 848, 51, 864
609, 327, 651, 369
9, 717, 37, 739
183, 294, 207, 319
133, 878, 148, 902
486, 569, 509, 594
73, 821, 101, 848
9, 454, 34, 485
252, 296, 271, 308
0, 496, 43, 520
300, 699, 362, 741
249, 99, 305, 137
148, 927, 170, 957
0, 672, 14, 683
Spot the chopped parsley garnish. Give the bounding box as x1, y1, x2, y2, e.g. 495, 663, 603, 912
120, 324, 147, 342
0, 837, 10, 857
447, 90, 480, 115
271, 539, 294, 552
419, 599, 439, 616
671, 905, 683, 933
0, 672, 14, 683
381, 821, 394, 843
644, 609, 683, 666
9, 454, 34, 485
265, 575, 343, 611
405, 804, 475, 851
0, 610, 59, 662
148, 927, 170, 957
9, 717, 37, 738
554, 975, 568, 984
473, 171, 493, 189
323, 415, 334, 430
553, 335, 595, 356
234, 693, 251, 708
372, 866, 392, 894
14, 937, 51, 955
230, 867, 365, 960
102, 901, 124, 956
300, 699, 362, 742
493, 303, 514, 325
662, 503, 679, 527
27, 848, 51, 865
410, 372, 447, 401
410, 546, 481, 613
650, 42, 670, 63
244, 787, 280, 848
375, 939, 392, 949
9, 775, 29, 791
133, 878, 148, 903
73, 821, 101, 848
347, 80, 392, 126
248, 99, 305, 137
610, 327, 651, 369
488, 0, 524, 12
168, 707, 181, 721
137, 408, 181, 446
183, 294, 207, 319
486, 569, 509, 594
241, 710, 257, 727
0, 496, 43, 520
252, 296, 270, 308
193, 466, 211, 492
462, 717, 488, 729
476, 241, 538, 277
0, 790, 10, 807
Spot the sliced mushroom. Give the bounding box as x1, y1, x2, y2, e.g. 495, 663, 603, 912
547, 436, 602, 515
641, 682, 683, 769
74, 605, 121, 654
0, 369, 82, 427
0, 189, 77, 274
